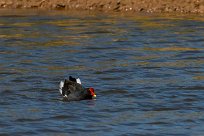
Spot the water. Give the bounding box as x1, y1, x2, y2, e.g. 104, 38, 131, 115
0, 9, 204, 135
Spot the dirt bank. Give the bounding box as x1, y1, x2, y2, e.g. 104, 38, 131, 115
0, 0, 204, 14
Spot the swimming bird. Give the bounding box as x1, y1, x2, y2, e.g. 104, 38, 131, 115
59, 76, 96, 101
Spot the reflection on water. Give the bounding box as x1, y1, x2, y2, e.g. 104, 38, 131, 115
0, 9, 204, 135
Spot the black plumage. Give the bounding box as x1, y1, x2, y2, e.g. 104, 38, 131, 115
69, 76, 76, 82
59, 77, 96, 101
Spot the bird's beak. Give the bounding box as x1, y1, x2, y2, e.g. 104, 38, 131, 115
93, 94, 96, 98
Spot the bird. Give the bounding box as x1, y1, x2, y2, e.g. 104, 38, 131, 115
59, 76, 96, 101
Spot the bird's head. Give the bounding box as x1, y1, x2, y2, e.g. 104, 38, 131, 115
87, 87, 96, 98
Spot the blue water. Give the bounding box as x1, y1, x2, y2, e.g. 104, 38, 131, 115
0, 9, 204, 135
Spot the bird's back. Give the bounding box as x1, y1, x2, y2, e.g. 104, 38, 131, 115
60, 79, 87, 101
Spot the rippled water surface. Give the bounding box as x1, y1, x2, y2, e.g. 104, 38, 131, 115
1, 9, 204, 135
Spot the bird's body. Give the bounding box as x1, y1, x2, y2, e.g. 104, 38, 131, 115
59, 76, 96, 101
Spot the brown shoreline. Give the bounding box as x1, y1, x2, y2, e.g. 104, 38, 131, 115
0, 0, 204, 14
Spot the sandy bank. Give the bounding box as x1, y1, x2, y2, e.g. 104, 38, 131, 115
0, 0, 204, 14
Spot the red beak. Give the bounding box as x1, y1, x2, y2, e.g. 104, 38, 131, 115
89, 88, 96, 98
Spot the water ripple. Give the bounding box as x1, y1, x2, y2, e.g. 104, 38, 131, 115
1, 10, 204, 135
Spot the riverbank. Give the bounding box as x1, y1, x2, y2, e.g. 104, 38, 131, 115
0, 0, 204, 14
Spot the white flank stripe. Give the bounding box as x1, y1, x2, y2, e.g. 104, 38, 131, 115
59, 81, 64, 94
59, 89, 62, 95
76, 78, 81, 84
